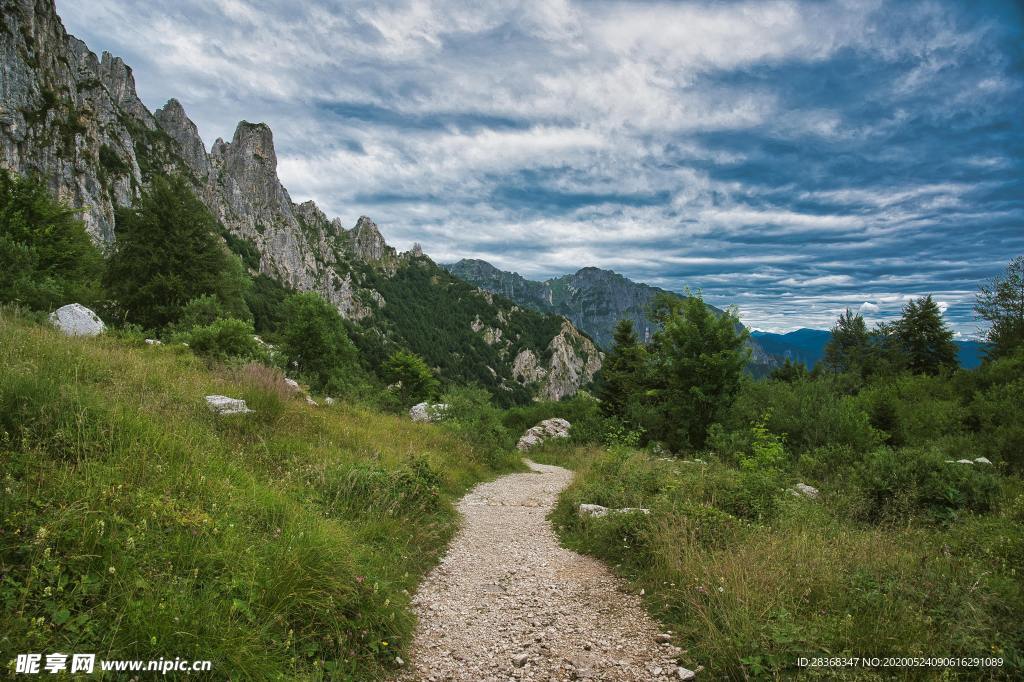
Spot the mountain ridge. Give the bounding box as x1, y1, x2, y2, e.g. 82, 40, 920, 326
0, 0, 601, 403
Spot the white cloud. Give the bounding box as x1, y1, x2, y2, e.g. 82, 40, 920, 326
859, 301, 880, 313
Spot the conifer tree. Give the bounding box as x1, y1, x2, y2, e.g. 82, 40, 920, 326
596, 319, 646, 419
104, 175, 248, 330
824, 309, 870, 375
975, 255, 1024, 359
894, 295, 957, 375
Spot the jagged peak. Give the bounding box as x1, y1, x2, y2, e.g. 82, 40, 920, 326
353, 215, 380, 233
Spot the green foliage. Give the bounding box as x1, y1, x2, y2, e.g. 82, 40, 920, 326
824, 308, 870, 375
643, 293, 750, 450
104, 175, 247, 330
768, 357, 808, 383
437, 386, 515, 465
175, 294, 228, 331
739, 415, 787, 472
596, 319, 646, 420
0, 170, 103, 311
853, 446, 1000, 522
278, 292, 365, 395
180, 318, 270, 364
893, 295, 958, 375
383, 350, 439, 406
244, 274, 291, 335
502, 394, 605, 445
98, 144, 128, 175
0, 311, 519, 679
976, 255, 1024, 360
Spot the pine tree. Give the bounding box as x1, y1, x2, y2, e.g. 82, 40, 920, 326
596, 319, 646, 419
645, 292, 749, 450
975, 255, 1024, 359
894, 295, 958, 375
104, 175, 248, 330
824, 309, 870, 376
769, 357, 809, 383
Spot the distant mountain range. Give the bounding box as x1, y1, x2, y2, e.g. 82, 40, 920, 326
751, 330, 988, 370
443, 259, 778, 370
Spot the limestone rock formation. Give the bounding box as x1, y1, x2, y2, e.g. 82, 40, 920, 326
511, 323, 603, 401
516, 418, 571, 451
410, 402, 449, 423
49, 303, 104, 336
205, 395, 253, 415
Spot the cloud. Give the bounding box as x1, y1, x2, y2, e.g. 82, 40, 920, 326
55, 0, 1024, 335
859, 301, 881, 313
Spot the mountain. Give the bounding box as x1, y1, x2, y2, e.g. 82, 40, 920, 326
750, 329, 833, 368
444, 259, 777, 368
751, 329, 988, 370
0, 0, 600, 403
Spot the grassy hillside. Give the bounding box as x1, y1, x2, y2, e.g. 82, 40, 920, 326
532, 439, 1023, 680
0, 309, 520, 679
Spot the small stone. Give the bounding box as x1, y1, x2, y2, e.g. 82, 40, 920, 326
145, 338, 161, 345
205, 395, 253, 415
676, 666, 697, 680
973, 457, 993, 465
512, 653, 529, 667
394, 656, 404, 666
956, 459, 974, 465
655, 634, 672, 644
284, 378, 302, 393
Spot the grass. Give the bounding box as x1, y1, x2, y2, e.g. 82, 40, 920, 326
0, 309, 521, 679
532, 444, 1024, 680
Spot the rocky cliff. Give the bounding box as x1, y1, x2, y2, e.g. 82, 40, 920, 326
0, 0, 600, 401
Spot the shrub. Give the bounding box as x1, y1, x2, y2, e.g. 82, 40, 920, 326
853, 446, 1000, 522
438, 386, 514, 465
183, 318, 269, 364
382, 350, 439, 407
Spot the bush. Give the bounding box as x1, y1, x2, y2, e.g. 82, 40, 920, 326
182, 318, 270, 364
438, 386, 515, 465
856, 373, 963, 447
853, 446, 1000, 522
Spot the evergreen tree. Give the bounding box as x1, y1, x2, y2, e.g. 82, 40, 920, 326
894, 295, 957, 375
644, 292, 749, 450
975, 255, 1024, 359
769, 357, 809, 383
279, 292, 364, 394
104, 175, 248, 330
824, 309, 870, 375
596, 319, 646, 419
0, 170, 103, 310
383, 350, 439, 406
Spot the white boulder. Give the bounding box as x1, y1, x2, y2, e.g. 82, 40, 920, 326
516, 418, 571, 451
789, 483, 820, 500
205, 395, 253, 416
284, 378, 302, 393
324, 397, 336, 406
49, 303, 105, 337
410, 402, 449, 423
974, 457, 993, 465
956, 459, 974, 465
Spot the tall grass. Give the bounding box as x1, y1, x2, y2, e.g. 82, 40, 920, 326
533, 445, 1024, 680
0, 309, 520, 679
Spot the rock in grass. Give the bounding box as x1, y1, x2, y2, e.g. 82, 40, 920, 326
324, 396, 336, 406
956, 459, 974, 465
305, 395, 318, 407
790, 483, 820, 499
49, 303, 105, 336
516, 418, 571, 451
676, 666, 697, 680
578, 503, 650, 518
409, 402, 448, 422
205, 395, 253, 415
284, 378, 302, 393
655, 633, 672, 644
973, 457, 993, 465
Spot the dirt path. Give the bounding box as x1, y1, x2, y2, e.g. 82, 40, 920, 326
400, 460, 689, 681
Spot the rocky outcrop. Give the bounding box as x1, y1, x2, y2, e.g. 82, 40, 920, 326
512, 323, 603, 401
516, 418, 571, 451
577, 504, 651, 517
49, 303, 104, 336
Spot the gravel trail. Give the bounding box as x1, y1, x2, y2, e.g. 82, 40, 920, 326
400, 460, 687, 681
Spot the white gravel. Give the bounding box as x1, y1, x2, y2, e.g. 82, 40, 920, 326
399, 460, 686, 681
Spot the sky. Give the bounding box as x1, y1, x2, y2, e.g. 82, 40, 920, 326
57, 0, 1024, 335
